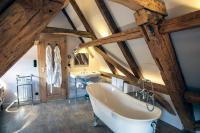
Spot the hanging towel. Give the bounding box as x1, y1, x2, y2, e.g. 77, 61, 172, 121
52, 46, 62, 87
46, 45, 53, 85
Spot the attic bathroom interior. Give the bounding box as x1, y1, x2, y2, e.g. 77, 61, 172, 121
0, 0, 200, 133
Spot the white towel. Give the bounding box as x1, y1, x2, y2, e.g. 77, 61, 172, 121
46, 45, 53, 85
52, 46, 62, 87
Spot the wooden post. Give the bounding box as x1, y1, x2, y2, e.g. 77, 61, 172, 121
134, 9, 195, 130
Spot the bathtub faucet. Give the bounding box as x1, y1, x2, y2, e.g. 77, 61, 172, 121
135, 89, 148, 100
136, 79, 155, 112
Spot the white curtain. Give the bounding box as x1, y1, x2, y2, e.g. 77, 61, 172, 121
52, 46, 62, 87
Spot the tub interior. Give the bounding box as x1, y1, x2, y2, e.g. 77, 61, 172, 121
87, 83, 161, 120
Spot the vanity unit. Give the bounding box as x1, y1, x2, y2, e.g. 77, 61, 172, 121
70, 71, 100, 99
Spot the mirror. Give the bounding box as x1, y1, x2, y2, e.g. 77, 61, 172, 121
74, 53, 89, 66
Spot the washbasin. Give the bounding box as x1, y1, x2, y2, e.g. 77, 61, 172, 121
70, 71, 100, 79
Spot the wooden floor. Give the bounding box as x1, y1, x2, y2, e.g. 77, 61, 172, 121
0, 98, 186, 133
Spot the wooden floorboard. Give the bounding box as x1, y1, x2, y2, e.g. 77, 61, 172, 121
0, 98, 186, 133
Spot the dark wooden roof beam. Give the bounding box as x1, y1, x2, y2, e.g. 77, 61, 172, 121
160, 10, 200, 33
0, 0, 69, 77
79, 28, 143, 48
43, 27, 95, 38
95, 0, 143, 79
70, 0, 118, 74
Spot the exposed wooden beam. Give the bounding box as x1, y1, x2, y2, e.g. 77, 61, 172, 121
79, 28, 143, 49
42, 27, 94, 38
95, 47, 135, 79
70, 0, 96, 36
95, 0, 142, 79
184, 91, 200, 104
62, 9, 85, 43
160, 10, 200, 33
0, 0, 69, 77
154, 94, 176, 116
61, 8, 96, 58
134, 9, 195, 130
100, 71, 168, 94
109, 0, 167, 15
70, 0, 118, 74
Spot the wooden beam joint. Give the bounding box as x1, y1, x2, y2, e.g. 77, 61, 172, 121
134, 9, 164, 26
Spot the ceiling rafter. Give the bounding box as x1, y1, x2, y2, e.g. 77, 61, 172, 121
0, 0, 69, 77
95, 0, 143, 79
70, 0, 118, 74
160, 10, 200, 33
61, 9, 94, 58
42, 27, 95, 38
184, 91, 200, 104
79, 28, 142, 48
62, 9, 85, 43
94, 47, 135, 80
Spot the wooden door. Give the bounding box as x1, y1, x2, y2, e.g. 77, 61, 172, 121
38, 34, 68, 102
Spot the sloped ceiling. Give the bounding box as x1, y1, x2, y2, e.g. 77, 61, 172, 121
50, 0, 200, 87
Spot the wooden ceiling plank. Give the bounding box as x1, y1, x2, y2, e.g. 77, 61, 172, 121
70, 0, 118, 74
0, 0, 69, 77
95, 0, 143, 79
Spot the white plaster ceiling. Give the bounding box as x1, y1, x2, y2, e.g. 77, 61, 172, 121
48, 12, 71, 29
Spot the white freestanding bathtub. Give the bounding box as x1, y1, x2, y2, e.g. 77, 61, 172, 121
86, 83, 162, 133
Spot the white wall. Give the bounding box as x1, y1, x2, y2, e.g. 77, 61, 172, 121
171, 27, 200, 133
1, 45, 39, 104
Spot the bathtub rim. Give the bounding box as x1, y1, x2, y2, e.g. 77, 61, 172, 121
86, 82, 162, 122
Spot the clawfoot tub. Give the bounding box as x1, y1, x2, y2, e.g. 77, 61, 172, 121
86, 83, 161, 133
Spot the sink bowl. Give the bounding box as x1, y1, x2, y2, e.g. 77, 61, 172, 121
70, 71, 100, 79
